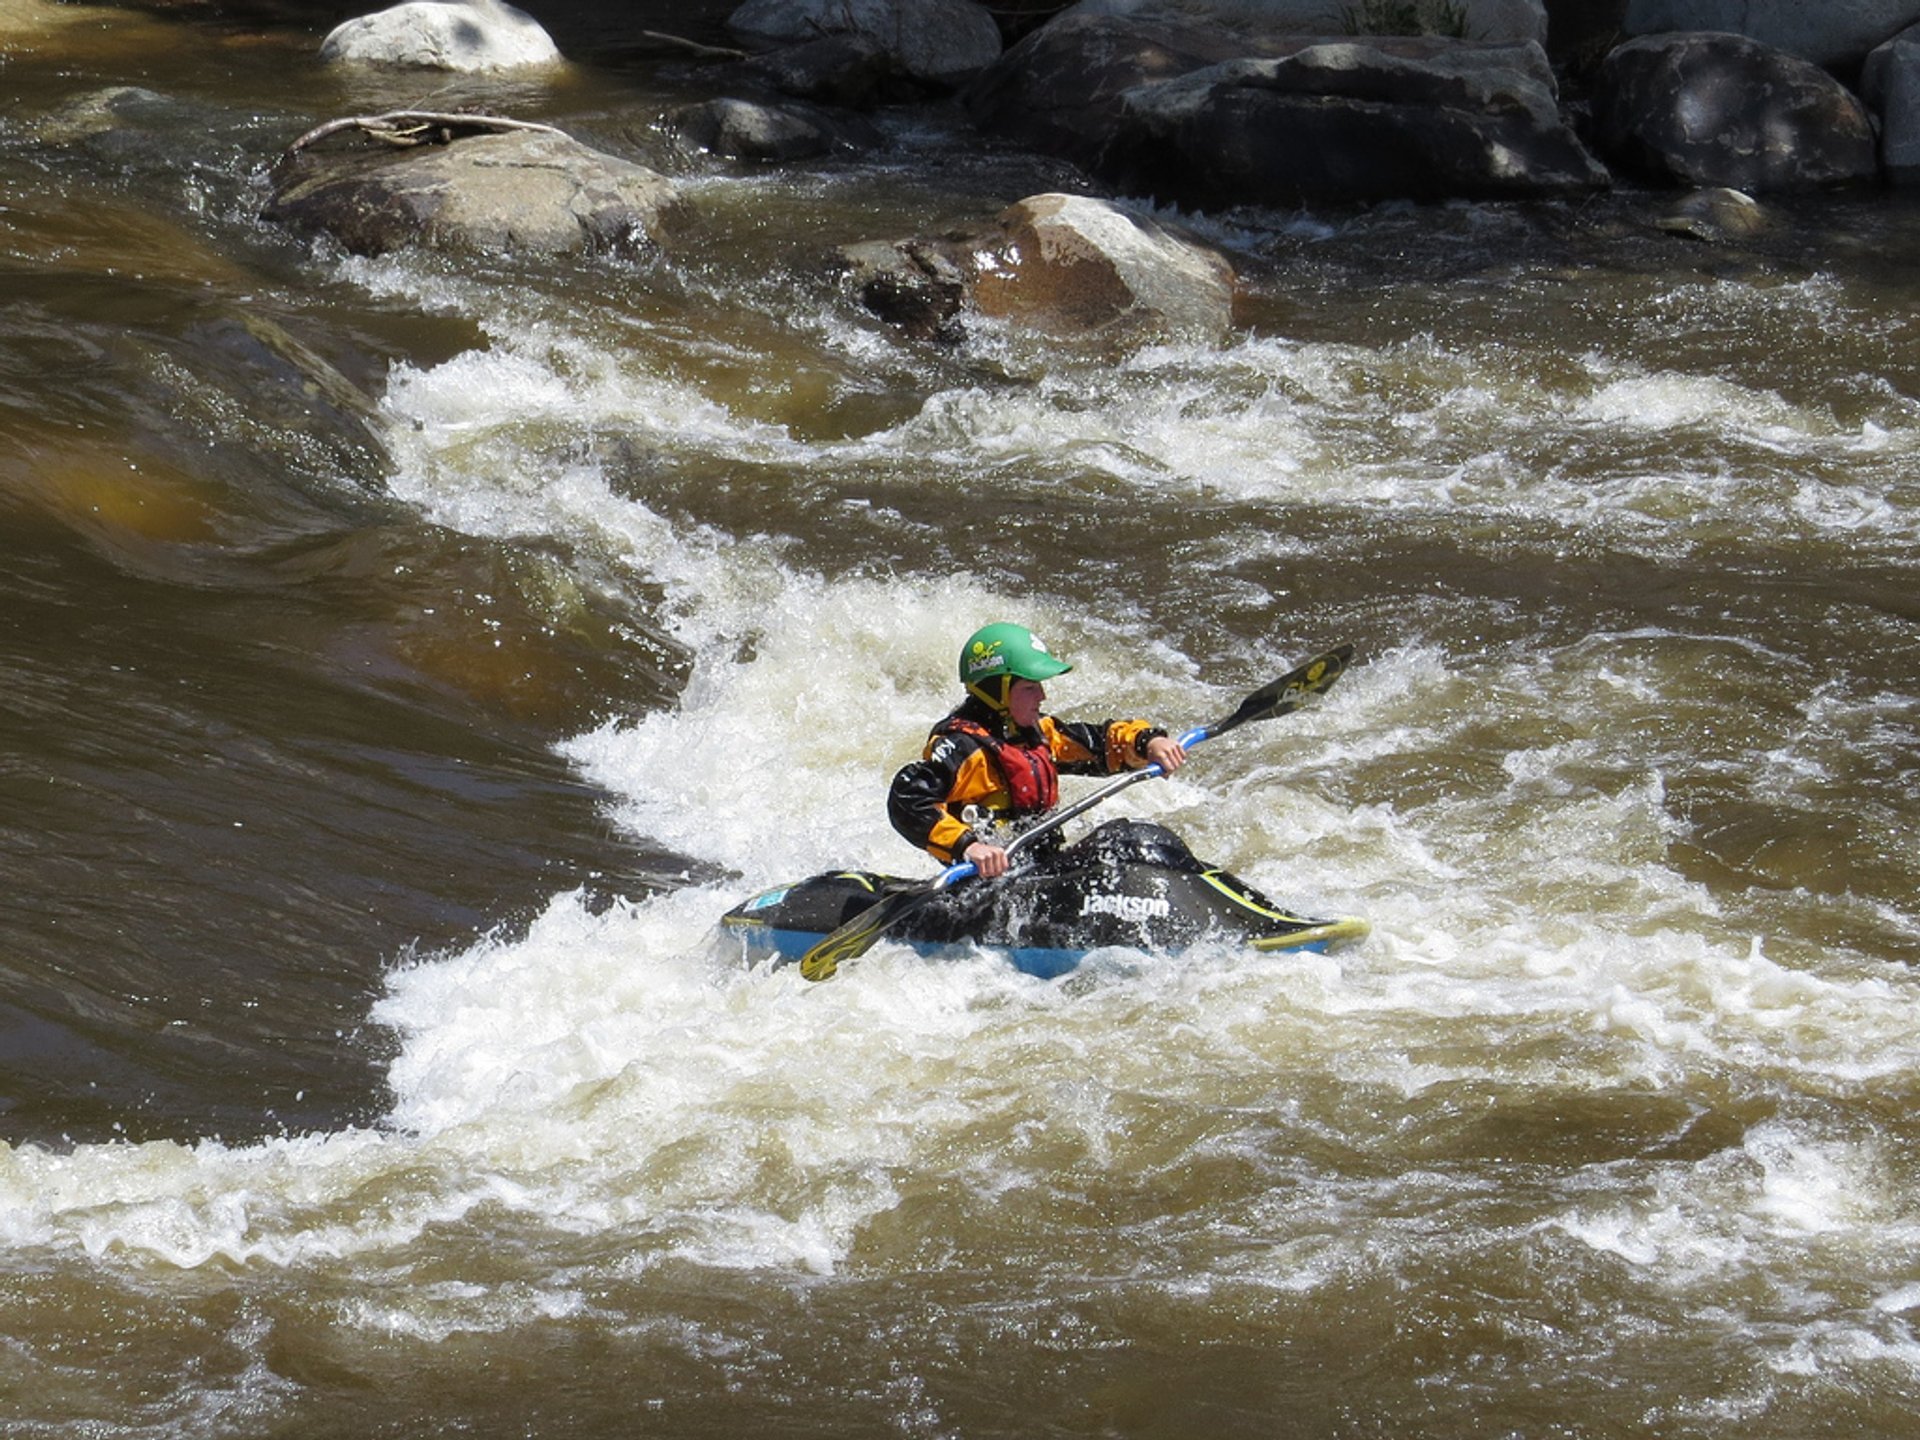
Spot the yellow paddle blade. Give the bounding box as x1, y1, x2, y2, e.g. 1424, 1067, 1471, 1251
1248, 916, 1371, 953
797, 886, 935, 981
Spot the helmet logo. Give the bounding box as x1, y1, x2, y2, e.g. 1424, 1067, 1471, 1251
965, 639, 1006, 679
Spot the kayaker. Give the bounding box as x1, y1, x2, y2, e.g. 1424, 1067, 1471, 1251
888, 623, 1188, 878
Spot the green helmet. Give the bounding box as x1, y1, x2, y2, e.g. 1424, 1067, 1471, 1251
959, 623, 1072, 707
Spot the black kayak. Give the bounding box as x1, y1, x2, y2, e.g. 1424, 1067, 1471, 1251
720, 819, 1369, 979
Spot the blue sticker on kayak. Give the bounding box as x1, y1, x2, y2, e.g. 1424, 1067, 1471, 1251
742, 888, 790, 912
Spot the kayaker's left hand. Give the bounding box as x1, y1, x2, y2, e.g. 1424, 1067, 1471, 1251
1145, 734, 1187, 774
964, 839, 1012, 878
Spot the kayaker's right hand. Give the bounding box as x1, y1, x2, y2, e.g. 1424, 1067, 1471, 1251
964, 840, 1011, 878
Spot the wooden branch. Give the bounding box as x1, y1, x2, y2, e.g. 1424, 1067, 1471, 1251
640, 29, 748, 61
285, 110, 566, 156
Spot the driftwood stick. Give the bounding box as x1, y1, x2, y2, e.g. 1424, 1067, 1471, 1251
640, 29, 748, 61
285, 110, 566, 156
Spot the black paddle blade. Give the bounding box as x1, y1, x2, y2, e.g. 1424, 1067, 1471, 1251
799, 884, 941, 981
1210, 644, 1354, 738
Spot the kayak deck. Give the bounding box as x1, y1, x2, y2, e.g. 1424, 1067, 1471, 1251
721, 824, 1368, 979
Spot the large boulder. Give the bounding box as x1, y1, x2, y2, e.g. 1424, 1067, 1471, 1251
833, 192, 1237, 348
736, 33, 901, 107
966, 12, 1312, 171
968, 15, 1604, 205
1593, 32, 1879, 191
727, 0, 1002, 90
1064, 0, 1548, 45
1621, 0, 1920, 73
1110, 37, 1609, 207
967, 11, 1328, 171
319, 0, 561, 71
265, 122, 686, 259
1863, 23, 1920, 183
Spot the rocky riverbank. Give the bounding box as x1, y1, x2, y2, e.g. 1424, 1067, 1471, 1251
54, 0, 1920, 348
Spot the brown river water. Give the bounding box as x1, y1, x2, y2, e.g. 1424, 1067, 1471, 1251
5, 2, 1920, 1435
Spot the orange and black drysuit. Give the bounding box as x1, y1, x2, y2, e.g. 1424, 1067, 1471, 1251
888, 696, 1168, 863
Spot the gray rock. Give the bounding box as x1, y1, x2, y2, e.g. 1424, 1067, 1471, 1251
727, 0, 1002, 89
1654, 185, 1768, 241
320, 0, 562, 71
1863, 23, 1920, 183
266, 126, 685, 259
1622, 0, 1920, 72
966, 12, 1297, 171
669, 97, 882, 161
1064, 0, 1548, 45
1110, 37, 1610, 206
739, 33, 901, 107
970, 14, 1603, 206
1594, 31, 1879, 192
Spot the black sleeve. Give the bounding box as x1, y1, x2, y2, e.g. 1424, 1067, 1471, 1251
888, 735, 974, 860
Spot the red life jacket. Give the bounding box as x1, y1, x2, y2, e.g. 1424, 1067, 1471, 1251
936, 715, 1059, 815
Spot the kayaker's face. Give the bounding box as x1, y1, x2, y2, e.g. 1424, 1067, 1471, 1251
1007, 678, 1045, 729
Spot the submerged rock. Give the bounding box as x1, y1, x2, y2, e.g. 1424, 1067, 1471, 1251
1594, 31, 1879, 192
34, 85, 241, 177
319, 0, 562, 70
265, 123, 684, 260
37, 85, 183, 144
668, 96, 882, 161
1654, 185, 1768, 242
835, 237, 973, 342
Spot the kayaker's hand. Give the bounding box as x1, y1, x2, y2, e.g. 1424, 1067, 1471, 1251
964, 840, 1011, 878
1145, 734, 1187, 774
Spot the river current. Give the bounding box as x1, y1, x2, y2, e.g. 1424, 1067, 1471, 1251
5, 2, 1920, 1436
